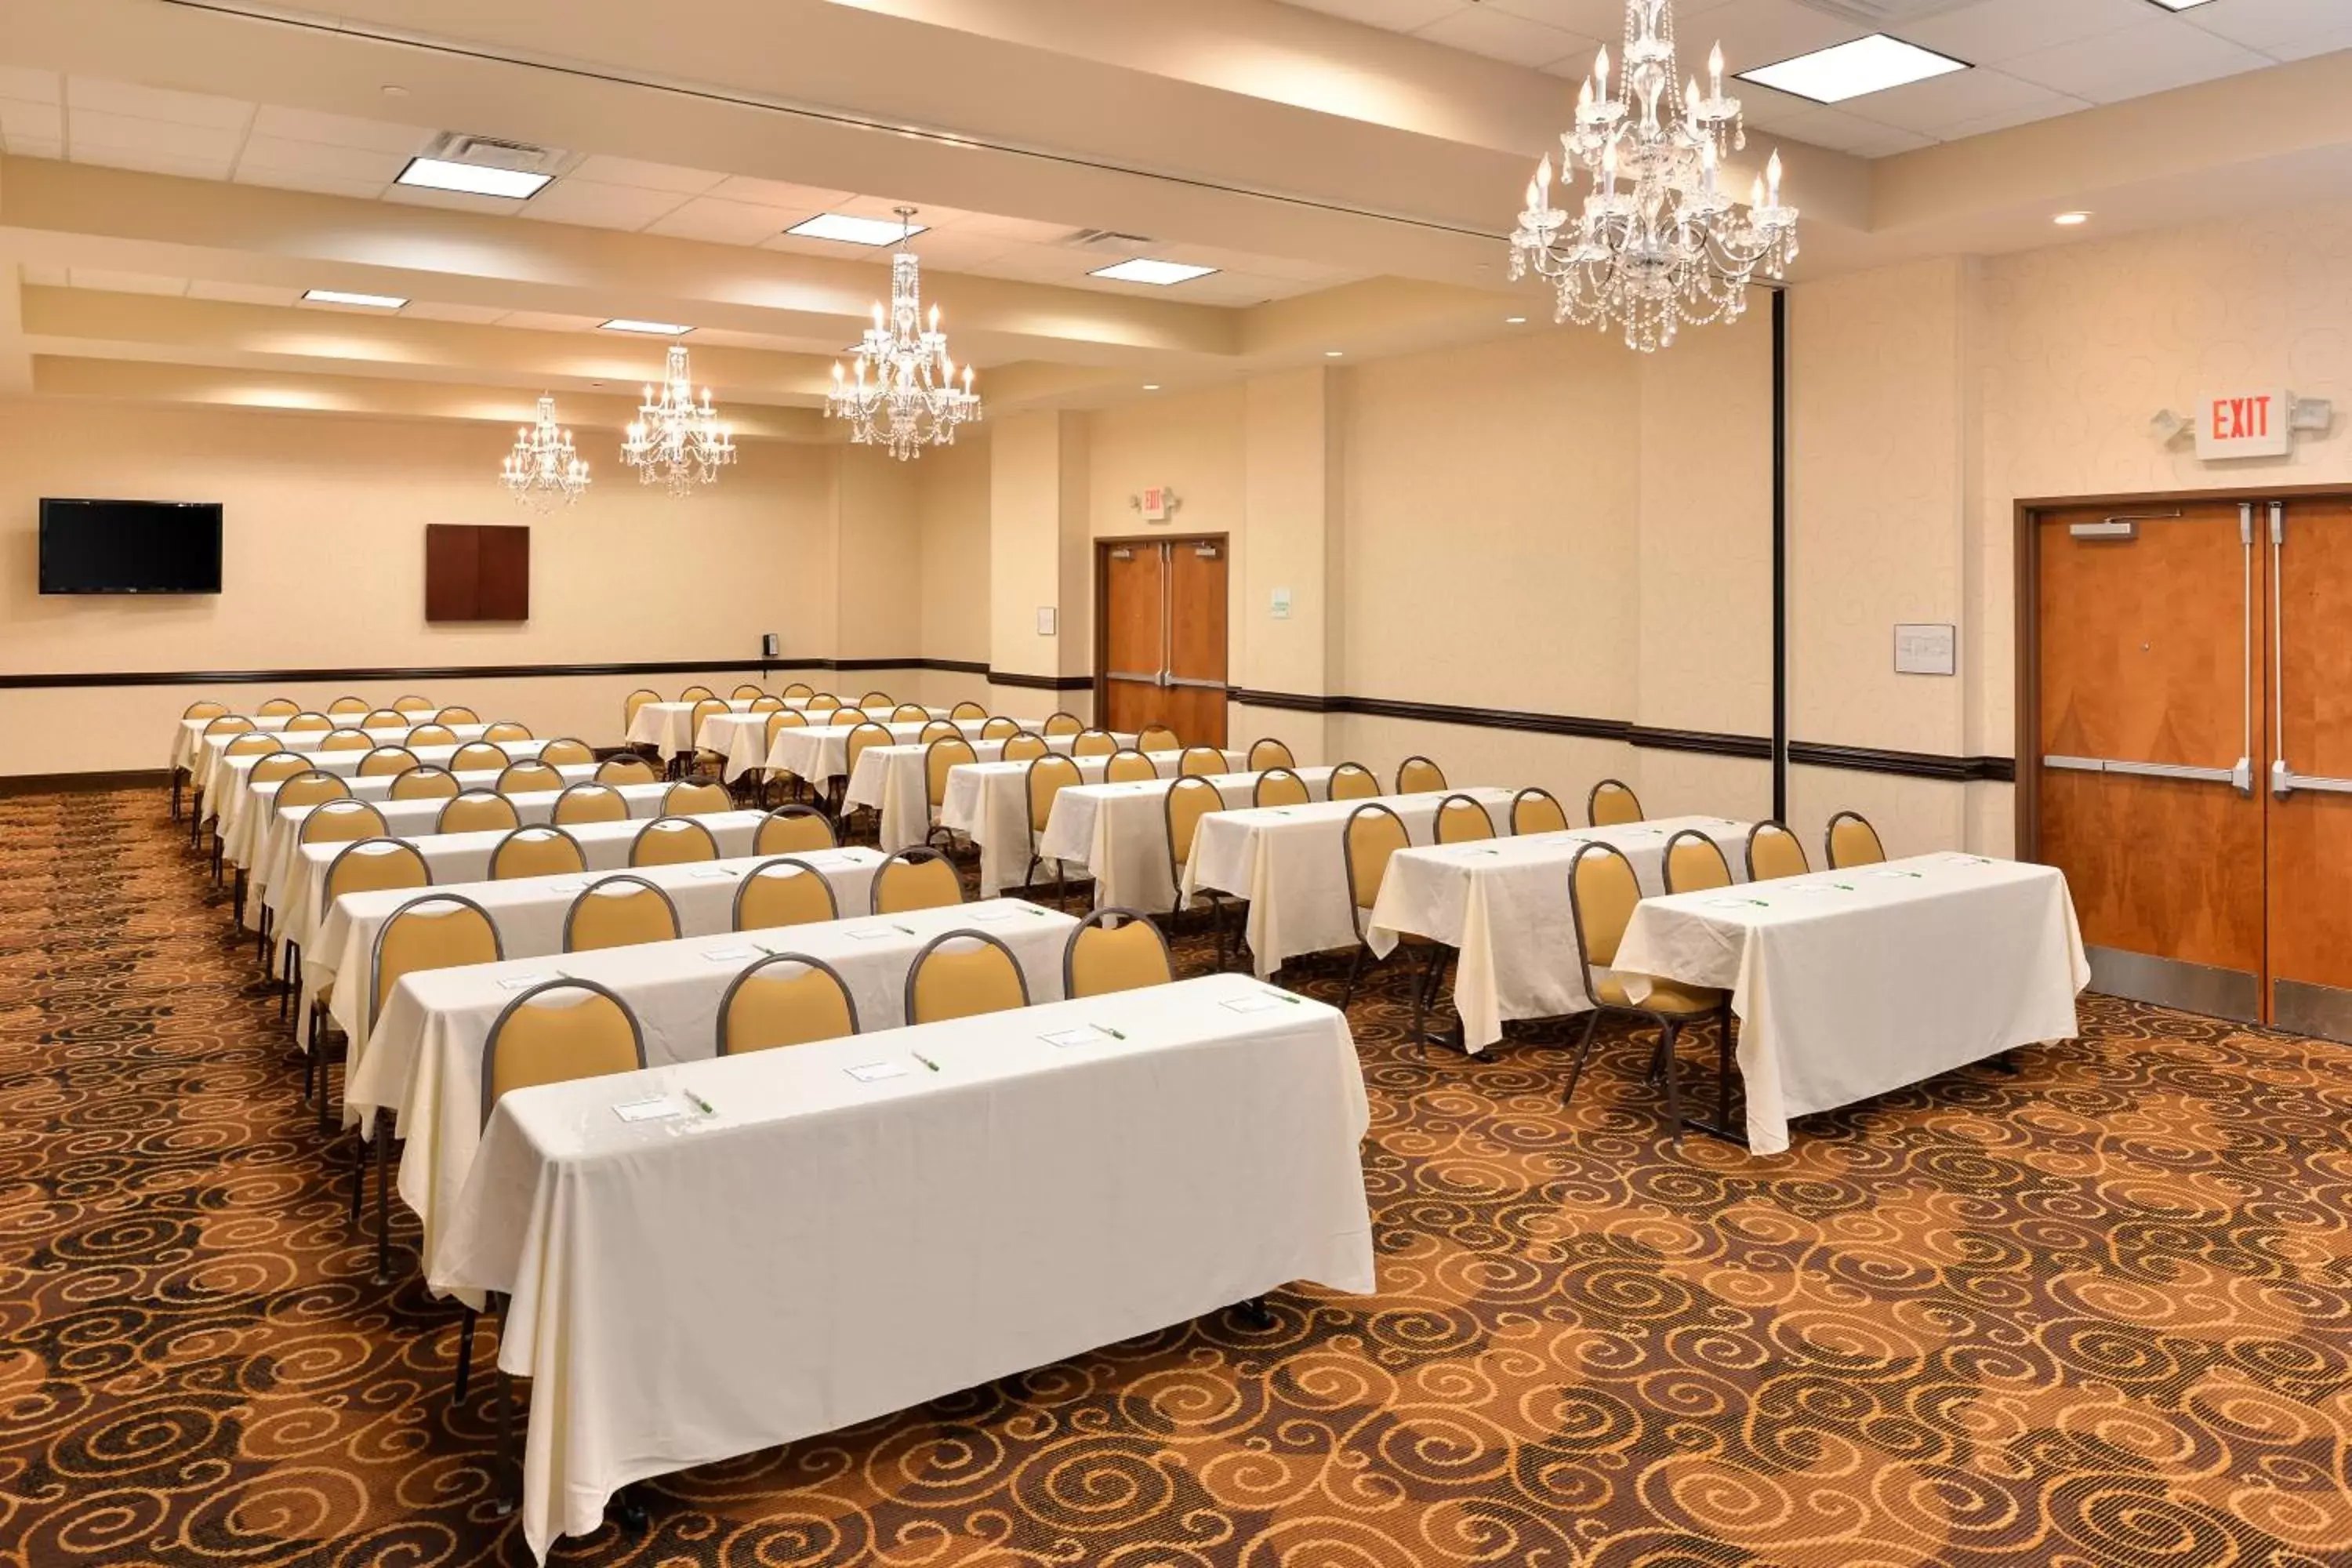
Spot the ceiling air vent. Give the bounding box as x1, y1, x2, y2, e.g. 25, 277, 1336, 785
1059, 228, 1157, 252
1791, 0, 1978, 24
419, 131, 570, 179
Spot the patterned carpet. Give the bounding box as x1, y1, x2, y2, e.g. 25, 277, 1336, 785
5, 789, 2352, 1567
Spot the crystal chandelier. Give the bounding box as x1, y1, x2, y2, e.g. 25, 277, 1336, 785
621, 342, 737, 495
1508, 0, 1798, 353
826, 208, 981, 460
499, 394, 590, 507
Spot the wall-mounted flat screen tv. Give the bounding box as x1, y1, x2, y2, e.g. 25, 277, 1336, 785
39, 499, 223, 594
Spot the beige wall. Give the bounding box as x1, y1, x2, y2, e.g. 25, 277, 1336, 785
911, 435, 993, 710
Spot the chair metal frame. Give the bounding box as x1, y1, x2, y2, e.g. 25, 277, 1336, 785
561, 873, 683, 952
731, 856, 841, 931
715, 951, 859, 1054
1062, 906, 1174, 998
902, 928, 1030, 1025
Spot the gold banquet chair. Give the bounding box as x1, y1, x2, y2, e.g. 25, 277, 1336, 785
437, 792, 521, 836
405, 724, 459, 750
622, 688, 661, 737
924, 736, 978, 850
327, 696, 370, 717
732, 858, 839, 931
999, 731, 1049, 764
1662, 829, 1733, 894
1587, 779, 1642, 827
717, 953, 858, 1054
1511, 786, 1570, 836
392, 695, 435, 716
358, 746, 419, 779
539, 737, 594, 768
448, 742, 509, 775
1434, 793, 1494, 844
1562, 842, 1736, 1147
1179, 745, 1227, 779
1327, 762, 1381, 801
1254, 768, 1310, 808
920, 720, 962, 747
981, 716, 1021, 742
257, 697, 302, 718
677, 684, 716, 704
1137, 724, 1180, 753
949, 700, 987, 722
630, 815, 719, 867
662, 780, 732, 817
1396, 756, 1446, 794
483, 721, 534, 746
551, 783, 630, 826
490, 826, 585, 880
1020, 753, 1082, 905
755, 805, 836, 855
1063, 906, 1173, 998
1826, 810, 1887, 869
894, 703, 931, 725
564, 875, 681, 952
1163, 775, 1232, 967
1104, 749, 1157, 784
495, 760, 566, 796
871, 846, 963, 916
595, 753, 660, 787
783, 682, 817, 703
905, 930, 1029, 1025
307, 837, 430, 1121
1338, 803, 1451, 1047
1745, 820, 1809, 881
731, 683, 767, 702
1247, 737, 1295, 771
1043, 712, 1084, 739
391, 767, 459, 801
1071, 729, 1118, 759
437, 706, 481, 726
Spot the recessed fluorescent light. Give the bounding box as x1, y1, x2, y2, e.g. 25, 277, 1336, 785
2053, 211, 2090, 226
1737, 34, 1968, 104
1323, 350, 1345, 358
786, 212, 924, 246
1089, 258, 1219, 286
2142, 0, 2215, 9
1505, 316, 1527, 325
598, 318, 693, 336
1142, 383, 1161, 390
395, 157, 551, 200
303, 289, 406, 310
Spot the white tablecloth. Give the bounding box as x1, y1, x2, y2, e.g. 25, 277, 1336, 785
430, 971, 1374, 1562
229, 764, 602, 878
626, 699, 757, 755
194, 721, 504, 811
1033, 765, 1334, 912
699, 709, 953, 782
171, 711, 296, 772
1181, 788, 1518, 977
777, 718, 1071, 793
918, 739, 1215, 886
1365, 816, 1752, 1051
1613, 852, 2089, 1154
208, 736, 550, 837
267, 811, 771, 987
371, 896, 1080, 1300
316, 847, 885, 1087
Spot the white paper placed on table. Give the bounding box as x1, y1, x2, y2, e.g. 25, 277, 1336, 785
429, 972, 1377, 1561
1612, 853, 2089, 1155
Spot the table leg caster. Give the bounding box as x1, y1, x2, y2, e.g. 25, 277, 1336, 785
1235, 1296, 1275, 1330
612, 1489, 651, 1533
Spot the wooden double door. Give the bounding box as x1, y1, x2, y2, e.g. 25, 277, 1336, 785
1097, 535, 1228, 748
2033, 495, 2352, 1040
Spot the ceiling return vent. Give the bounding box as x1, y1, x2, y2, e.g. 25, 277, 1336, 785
1791, 0, 1979, 24
1059, 227, 1157, 252
418, 131, 572, 179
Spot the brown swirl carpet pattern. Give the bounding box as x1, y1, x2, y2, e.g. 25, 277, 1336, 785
4, 788, 2352, 1566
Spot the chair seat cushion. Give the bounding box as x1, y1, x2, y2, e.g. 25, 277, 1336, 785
1595, 971, 1723, 1015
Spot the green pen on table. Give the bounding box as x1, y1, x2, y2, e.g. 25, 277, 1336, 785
1094, 1023, 1127, 1040
892, 923, 917, 935
1833, 882, 1856, 891
684, 1089, 717, 1116
910, 1051, 941, 1073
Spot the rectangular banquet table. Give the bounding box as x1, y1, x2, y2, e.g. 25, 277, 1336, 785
371, 896, 1081, 1296
1032, 765, 1334, 912
1364, 815, 1752, 1051
787, 721, 1131, 797
268, 811, 771, 989
429, 970, 1376, 1563
922, 742, 1232, 887
699, 708, 951, 781
316, 846, 886, 1089
625, 698, 758, 755
1612, 851, 2089, 1154
1181, 787, 1519, 977
171, 711, 296, 772
194, 720, 507, 810
207, 735, 551, 836
230, 763, 602, 880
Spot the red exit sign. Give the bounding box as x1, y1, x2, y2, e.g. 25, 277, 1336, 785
2197, 389, 2292, 459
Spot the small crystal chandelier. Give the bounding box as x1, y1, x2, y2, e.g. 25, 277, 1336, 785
499, 394, 590, 507
1509, 0, 1798, 353
826, 208, 982, 461
621, 342, 737, 495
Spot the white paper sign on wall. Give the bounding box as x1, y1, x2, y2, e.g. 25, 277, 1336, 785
1893, 623, 1956, 676
2197, 390, 2292, 459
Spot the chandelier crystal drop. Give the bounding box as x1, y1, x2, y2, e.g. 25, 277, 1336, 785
1508, 0, 1798, 353
620, 342, 737, 496
826, 208, 982, 460
499, 394, 590, 507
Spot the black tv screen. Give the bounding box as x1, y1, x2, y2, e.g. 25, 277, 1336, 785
39, 499, 223, 594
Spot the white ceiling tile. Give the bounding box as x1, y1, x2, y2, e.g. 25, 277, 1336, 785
247, 103, 434, 155
1484, 0, 1649, 35
705, 173, 855, 210
2266, 24, 2352, 61
1279, 0, 1462, 31
1412, 5, 1593, 67
1769, 105, 1933, 158
827, 193, 973, 230
67, 268, 187, 296
235, 134, 408, 183
518, 178, 692, 230
568, 154, 730, 194
2000, 17, 2273, 101
0, 67, 59, 103
19, 263, 68, 287
952, 212, 1079, 243
647, 196, 800, 245
759, 230, 891, 261
230, 165, 391, 200
65, 76, 252, 129
492, 310, 606, 332
6, 136, 60, 159
0, 99, 62, 143
186, 279, 304, 306
1846, 66, 2089, 136
1700, 0, 1865, 69
963, 243, 1094, 282
1897, 0, 2154, 66
400, 300, 511, 324
69, 143, 236, 180
891, 230, 1016, 268
2182, 0, 2352, 52
71, 109, 247, 162
380, 183, 528, 217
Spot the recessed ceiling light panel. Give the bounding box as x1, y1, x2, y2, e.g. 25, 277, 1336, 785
1089, 258, 1219, 286
395, 156, 552, 199
2143, 0, 2216, 10
599, 319, 693, 336
303, 289, 407, 309
1737, 33, 1968, 104
787, 212, 925, 245
2053, 211, 2090, 226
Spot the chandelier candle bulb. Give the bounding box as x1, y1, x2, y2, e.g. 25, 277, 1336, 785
824, 205, 983, 460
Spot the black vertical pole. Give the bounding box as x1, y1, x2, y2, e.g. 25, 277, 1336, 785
1771, 286, 1789, 824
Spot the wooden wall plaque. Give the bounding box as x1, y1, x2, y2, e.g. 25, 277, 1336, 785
426, 523, 530, 622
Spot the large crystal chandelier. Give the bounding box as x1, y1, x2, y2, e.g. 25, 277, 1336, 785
826, 208, 981, 461
499, 394, 590, 507
1509, 0, 1798, 353
620, 342, 737, 495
